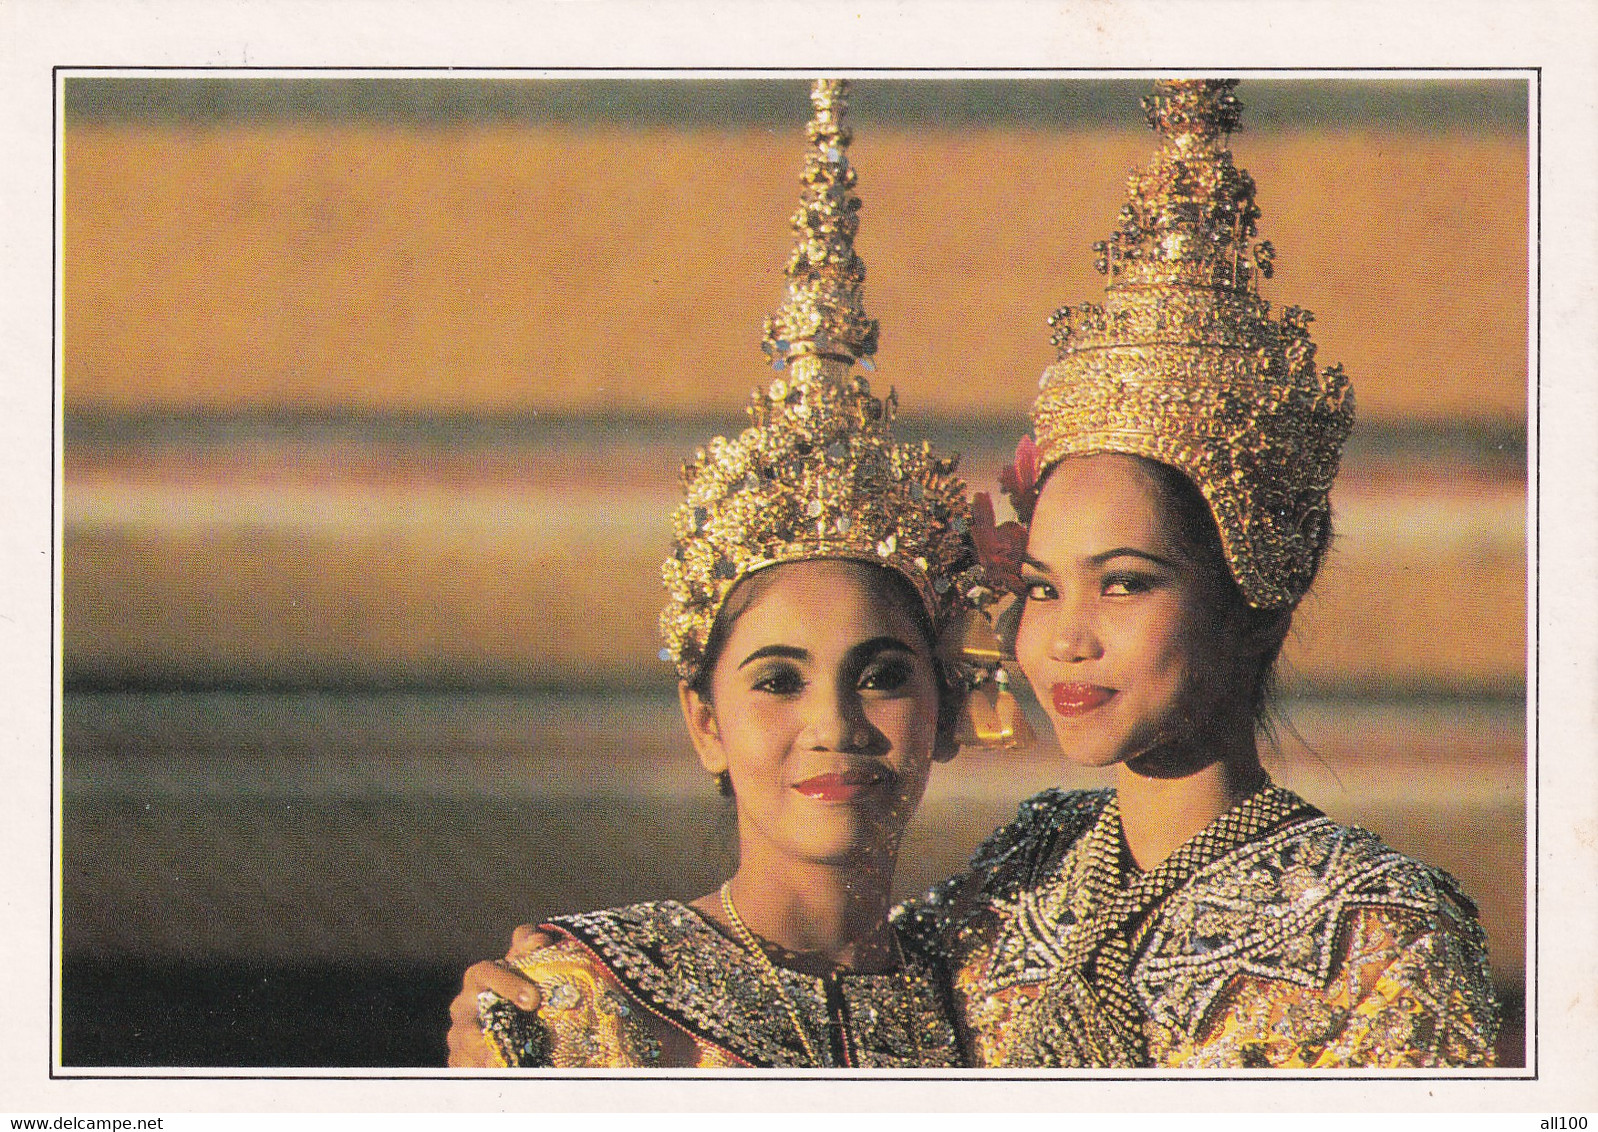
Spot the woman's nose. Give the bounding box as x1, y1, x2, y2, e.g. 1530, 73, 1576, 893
1048, 596, 1103, 663
802, 684, 873, 752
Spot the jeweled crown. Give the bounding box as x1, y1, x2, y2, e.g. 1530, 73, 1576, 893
660, 80, 980, 680
1031, 79, 1355, 608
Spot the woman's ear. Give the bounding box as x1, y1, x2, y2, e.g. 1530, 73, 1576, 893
679, 681, 728, 776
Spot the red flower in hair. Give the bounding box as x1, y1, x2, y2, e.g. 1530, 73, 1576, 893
997, 435, 1042, 524
971, 492, 1028, 595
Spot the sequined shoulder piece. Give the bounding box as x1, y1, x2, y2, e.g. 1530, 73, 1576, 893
897, 788, 1110, 948
545, 901, 773, 1065
973, 789, 1113, 896
546, 900, 961, 1068
1133, 815, 1494, 1038
504, 935, 664, 1066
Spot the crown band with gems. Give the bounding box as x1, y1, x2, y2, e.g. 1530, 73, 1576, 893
660, 80, 981, 681
1031, 79, 1355, 609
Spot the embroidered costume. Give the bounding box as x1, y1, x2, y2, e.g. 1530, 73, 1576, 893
483, 901, 963, 1068
915, 78, 1501, 1070
901, 783, 1499, 1067
476, 78, 983, 1072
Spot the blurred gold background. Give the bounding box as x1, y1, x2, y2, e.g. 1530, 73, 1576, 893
60, 78, 1527, 1066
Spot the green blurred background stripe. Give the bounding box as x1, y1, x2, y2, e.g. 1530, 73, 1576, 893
63, 76, 1531, 132
64, 409, 1530, 466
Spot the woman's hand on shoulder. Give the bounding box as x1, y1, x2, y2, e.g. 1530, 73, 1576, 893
445, 925, 556, 1067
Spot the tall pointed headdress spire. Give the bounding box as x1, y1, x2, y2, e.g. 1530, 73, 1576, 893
660, 80, 978, 680
761, 79, 880, 375
1031, 78, 1355, 609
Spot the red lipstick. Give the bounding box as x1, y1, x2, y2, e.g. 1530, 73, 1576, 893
1051, 682, 1115, 716
792, 769, 886, 803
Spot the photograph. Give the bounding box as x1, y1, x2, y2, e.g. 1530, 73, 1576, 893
55, 71, 1530, 1075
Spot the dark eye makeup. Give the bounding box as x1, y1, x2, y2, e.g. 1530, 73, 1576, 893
748, 662, 805, 696
1101, 569, 1160, 596
1020, 572, 1057, 602
857, 656, 914, 693
1019, 565, 1169, 601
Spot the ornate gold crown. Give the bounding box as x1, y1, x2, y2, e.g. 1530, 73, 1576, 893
1031, 79, 1355, 609
660, 80, 981, 680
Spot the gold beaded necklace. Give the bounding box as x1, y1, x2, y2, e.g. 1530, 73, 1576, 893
719, 881, 823, 1065
718, 881, 931, 1068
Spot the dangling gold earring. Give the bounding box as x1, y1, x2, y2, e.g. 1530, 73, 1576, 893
992, 665, 1036, 749
945, 606, 1033, 751
955, 676, 1004, 748
947, 608, 1000, 748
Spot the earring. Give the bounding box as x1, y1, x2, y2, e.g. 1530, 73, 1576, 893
991, 665, 1036, 749
713, 770, 733, 797
954, 677, 1003, 748
946, 606, 1034, 751
957, 604, 1005, 664
954, 667, 1035, 750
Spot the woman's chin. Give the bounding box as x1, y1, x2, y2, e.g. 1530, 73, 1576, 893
786, 823, 902, 868
1044, 727, 1131, 771
1059, 749, 1129, 772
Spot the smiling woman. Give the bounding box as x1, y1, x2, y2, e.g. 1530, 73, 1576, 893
909, 80, 1500, 1069
480, 560, 964, 1068
681, 561, 951, 877
459, 80, 980, 1069
1013, 455, 1269, 781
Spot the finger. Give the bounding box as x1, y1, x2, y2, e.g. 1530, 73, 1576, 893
454, 960, 542, 1013
509, 924, 556, 958
446, 960, 542, 1069
446, 986, 494, 1069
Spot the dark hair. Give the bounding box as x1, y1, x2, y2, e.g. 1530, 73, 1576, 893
684, 559, 961, 753
1134, 457, 1296, 730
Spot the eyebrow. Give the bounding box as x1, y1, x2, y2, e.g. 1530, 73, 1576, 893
849, 636, 917, 661
1021, 547, 1179, 572
734, 636, 917, 670
737, 644, 808, 670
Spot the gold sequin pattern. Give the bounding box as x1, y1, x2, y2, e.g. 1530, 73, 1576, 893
904, 785, 1499, 1067
1152, 908, 1500, 1068
1031, 79, 1355, 609
499, 938, 665, 1067
527, 900, 965, 1068
660, 80, 980, 678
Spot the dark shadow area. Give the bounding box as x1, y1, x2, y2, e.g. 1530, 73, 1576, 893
1495, 979, 1527, 1070
62, 958, 460, 1068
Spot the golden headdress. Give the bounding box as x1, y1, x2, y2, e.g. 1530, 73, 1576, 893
659, 80, 980, 680
1031, 79, 1355, 609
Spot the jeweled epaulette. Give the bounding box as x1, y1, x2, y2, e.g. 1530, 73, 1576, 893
971, 788, 1111, 900
1132, 816, 1496, 1038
